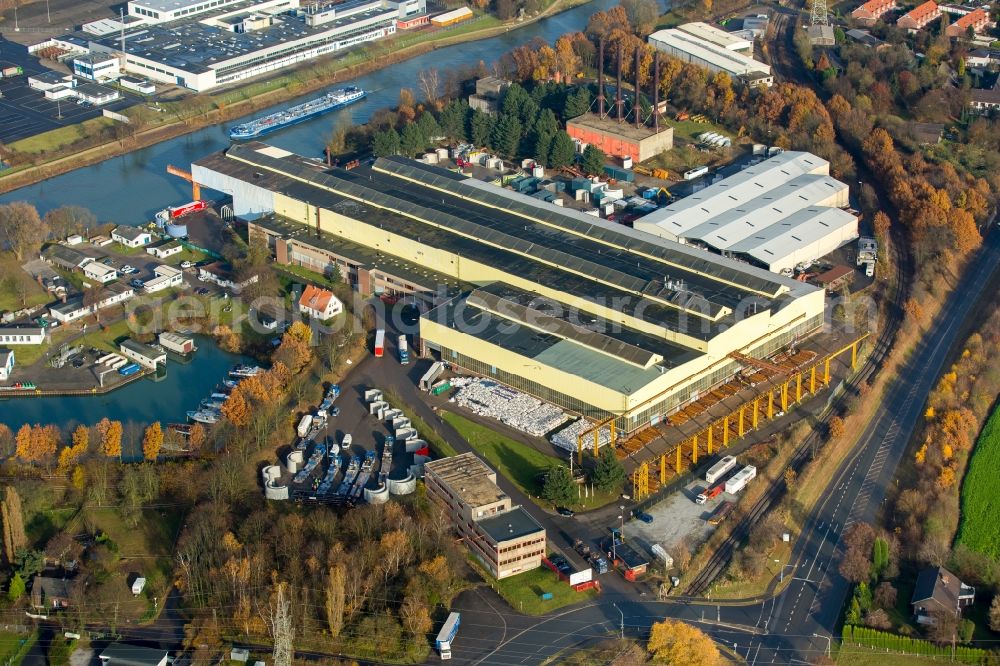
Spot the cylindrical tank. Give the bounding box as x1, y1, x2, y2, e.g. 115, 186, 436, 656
165, 223, 188, 238
286, 450, 304, 473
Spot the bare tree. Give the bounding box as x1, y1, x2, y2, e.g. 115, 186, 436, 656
418, 68, 441, 108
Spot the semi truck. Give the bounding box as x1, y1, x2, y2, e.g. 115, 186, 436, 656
705, 455, 737, 484
0, 66, 24, 78
696, 484, 723, 504
374, 328, 385, 358
398, 334, 409, 365
435, 612, 460, 660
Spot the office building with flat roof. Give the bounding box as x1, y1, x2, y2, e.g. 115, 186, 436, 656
425, 453, 546, 579
192, 142, 826, 432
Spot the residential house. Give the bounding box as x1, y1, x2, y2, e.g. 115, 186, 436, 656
30, 576, 72, 609
0, 349, 13, 381
111, 226, 152, 248
120, 339, 166, 369
910, 566, 975, 625
197, 263, 258, 293
945, 7, 991, 36
143, 265, 184, 293
298, 284, 344, 320
0, 327, 47, 345
897, 0, 940, 29
852, 0, 894, 24
83, 262, 118, 284
98, 643, 171, 666
969, 86, 1000, 114
146, 240, 183, 259
43, 245, 91, 271
48, 283, 135, 323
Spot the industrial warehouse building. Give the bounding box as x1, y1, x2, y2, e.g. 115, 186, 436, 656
192, 142, 826, 430
31, 0, 425, 92
675, 22, 753, 52
425, 453, 546, 579
633, 151, 858, 274
648, 28, 773, 86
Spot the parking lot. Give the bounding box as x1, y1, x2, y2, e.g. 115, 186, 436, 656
0, 37, 137, 144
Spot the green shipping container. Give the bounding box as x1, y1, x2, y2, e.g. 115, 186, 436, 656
431, 381, 452, 395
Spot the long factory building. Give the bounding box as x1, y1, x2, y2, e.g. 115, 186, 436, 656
193, 143, 826, 431
633, 151, 858, 274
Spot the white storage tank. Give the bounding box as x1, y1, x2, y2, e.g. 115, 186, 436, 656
422, 152, 439, 164
436, 148, 449, 160
622, 155, 633, 169
531, 165, 544, 178
286, 450, 304, 474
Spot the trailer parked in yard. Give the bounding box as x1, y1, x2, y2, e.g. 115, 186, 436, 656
708, 501, 735, 525
436, 612, 460, 660
420, 361, 444, 390
297, 415, 313, 438
374, 328, 385, 358
705, 455, 737, 484
398, 334, 409, 365
725, 465, 757, 494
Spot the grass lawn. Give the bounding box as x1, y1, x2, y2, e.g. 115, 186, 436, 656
442, 411, 560, 497
162, 246, 208, 266
481, 563, 598, 615
111, 242, 148, 256
275, 263, 341, 291
956, 404, 1000, 558
709, 540, 792, 599
442, 411, 617, 510
8, 117, 115, 154
0, 254, 50, 313
0, 631, 37, 666
74, 319, 133, 353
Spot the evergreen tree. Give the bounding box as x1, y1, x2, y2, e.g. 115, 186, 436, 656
547, 131, 576, 169
1, 487, 26, 566
400, 123, 428, 157
470, 109, 494, 148
541, 466, 575, 506
591, 447, 626, 492
439, 100, 470, 142
491, 115, 522, 159
372, 128, 401, 157
563, 86, 593, 120
416, 112, 442, 143
581, 144, 607, 176
534, 108, 560, 137
533, 131, 554, 166
6, 572, 24, 601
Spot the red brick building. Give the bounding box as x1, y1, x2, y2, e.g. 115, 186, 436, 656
566, 114, 674, 163
897, 0, 940, 30
945, 7, 991, 37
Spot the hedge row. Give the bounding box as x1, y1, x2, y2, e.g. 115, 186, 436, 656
843, 625, 988, 663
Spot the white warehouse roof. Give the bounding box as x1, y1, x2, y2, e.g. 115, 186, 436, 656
682, 174, 850, 250
634, 151, 858, 273
648, 28, 771, 77
676, 22, 753, 51
726, 207, 859, 273
634, 151, 831, 241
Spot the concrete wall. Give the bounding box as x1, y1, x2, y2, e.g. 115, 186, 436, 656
193, 165, 276, 217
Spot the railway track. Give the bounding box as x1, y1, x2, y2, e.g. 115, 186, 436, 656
682, 12, 914, 598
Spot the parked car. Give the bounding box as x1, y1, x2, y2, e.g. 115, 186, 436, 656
195, 287, 210, 295
101, 257, 114, 266
131, 279, 145, 288
330, 406, 340, 417
121, 265, 135, 274
556, 507, 575, 517
636, 511, 654, 524
181, 261, 194, 268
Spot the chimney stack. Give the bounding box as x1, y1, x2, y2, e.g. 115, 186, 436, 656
597, 38, 605, 119
653, 52, 660, 133
615, 44, 623, 123
634, 47, 642, 129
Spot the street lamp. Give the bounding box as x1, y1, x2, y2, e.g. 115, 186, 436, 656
813, 633, 831, 658
612, 602, 624, 639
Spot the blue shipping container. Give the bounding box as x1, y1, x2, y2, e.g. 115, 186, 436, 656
119, 363, 141, 376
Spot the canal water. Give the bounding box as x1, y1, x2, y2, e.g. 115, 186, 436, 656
0, 0, 628, 222
0, 337, 251, 433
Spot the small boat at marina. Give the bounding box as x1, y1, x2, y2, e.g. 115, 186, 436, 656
187, 409, 220, 424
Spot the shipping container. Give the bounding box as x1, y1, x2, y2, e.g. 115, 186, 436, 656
684, 166, 709, 180
431, 380, 452, 395
420, 362, 445, 390
705, 455, 737, 484
297, 415, 313, 438
118, 363, 141, 376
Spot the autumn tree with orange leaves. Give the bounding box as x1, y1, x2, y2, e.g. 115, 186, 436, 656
143, 422, 164, 461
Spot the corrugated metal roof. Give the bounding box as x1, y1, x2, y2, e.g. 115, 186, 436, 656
725, 207, 858, 264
